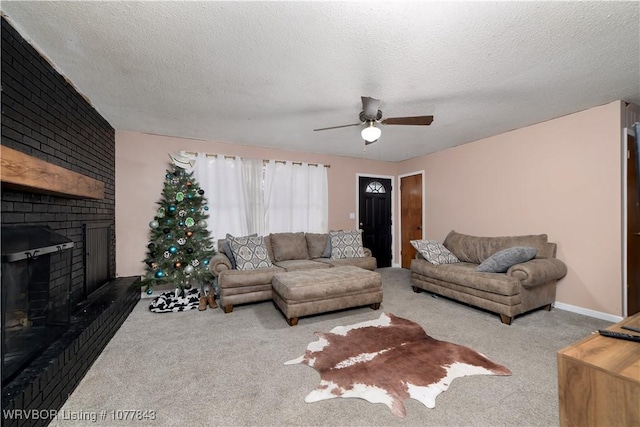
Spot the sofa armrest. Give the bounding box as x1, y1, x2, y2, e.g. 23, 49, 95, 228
507, 258, 568, 288
363, 247, 372, 257
209, 253, 232, 277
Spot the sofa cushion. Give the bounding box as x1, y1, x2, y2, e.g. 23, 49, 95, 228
411, 260, 520, 296
227, 235, 274, 270
305, 233, 329, 259
270, 232, 309, 261
274, 259, 331, 272
477, 247, 538, 273
410, 240, 460, 265
443, 230, 549, 263
329, 230, 365, 259
315, 256, 377, 271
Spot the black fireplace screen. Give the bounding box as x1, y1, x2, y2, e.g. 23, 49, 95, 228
1, 225, 74, 385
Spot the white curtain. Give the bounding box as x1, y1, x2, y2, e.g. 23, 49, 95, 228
264, 161, 328, 233
193, 153, 248, 241
242, 158, 265, 236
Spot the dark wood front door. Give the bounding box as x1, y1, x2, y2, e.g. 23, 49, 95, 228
628, 132, 640, 316
359, 177, 392, 268
400, 174, 423, 268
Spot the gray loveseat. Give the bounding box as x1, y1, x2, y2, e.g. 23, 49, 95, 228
209, 232, 377, 313
410, 230, 567, 325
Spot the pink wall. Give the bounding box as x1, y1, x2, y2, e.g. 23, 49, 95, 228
115, 131, 399, 277
398, 101, 624, 316
116, 101, 624, 316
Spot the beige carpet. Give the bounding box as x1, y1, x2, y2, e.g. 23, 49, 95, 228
51, 268, 611, 427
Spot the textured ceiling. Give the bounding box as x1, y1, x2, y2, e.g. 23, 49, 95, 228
2, 1, 639, 162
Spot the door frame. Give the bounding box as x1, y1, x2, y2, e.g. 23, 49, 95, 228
398, 170, 426, 267
356, 173, 396, 266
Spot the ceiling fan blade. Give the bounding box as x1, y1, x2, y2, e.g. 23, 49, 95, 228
364, 139, 378, 146
381, 115, 434, 126
313, 123, 362, 132
361, 96, 381, 120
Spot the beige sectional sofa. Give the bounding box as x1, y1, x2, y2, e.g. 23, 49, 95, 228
410, 231, 567, 325
209, 232, 377, 313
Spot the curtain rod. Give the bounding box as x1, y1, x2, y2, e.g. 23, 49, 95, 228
182, 151, 330, 168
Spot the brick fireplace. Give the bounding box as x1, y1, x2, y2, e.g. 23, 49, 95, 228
1, 16, 140, 426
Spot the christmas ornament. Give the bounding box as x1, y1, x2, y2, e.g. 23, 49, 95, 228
198, 189, 205, 195
174, 261, 182, 268
190, 208, 195, 213
186, 181, 192, 187
176, 192, 185, 202
165, 234, 172, 240
186, 248, 194, 254
163, 251, 171, 258
155, 270, 165, 278
187, 193, 194, 199
186, 231, 194, 237
203, 259, 209, 266
169, 246, 178, 254
163, 228, 170, 234
146, 288, 153, 295
184, 265, 194, 275
151, 262, 158, 270
185, 217, 195, 227
157, 207, 166, 218
166, 219, 174, 225
198, 220, 207, 228
149, 220, 159, 229
147, 243, 156, 250
204, 206, 209, 211
179, 221, 185, 226
178, 238, 186, 245
150, 251, 158, 258
191, 259, 200, 267
165, 173, 171, 179
168, 205, 177, 213
179, 210, 186, 217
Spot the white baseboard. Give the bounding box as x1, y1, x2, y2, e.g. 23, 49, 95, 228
554, 302, 623, 323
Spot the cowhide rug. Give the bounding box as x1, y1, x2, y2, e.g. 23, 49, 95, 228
285, 312, 511, 418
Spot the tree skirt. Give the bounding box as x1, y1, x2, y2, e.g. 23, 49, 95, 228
149, 288, 200, 313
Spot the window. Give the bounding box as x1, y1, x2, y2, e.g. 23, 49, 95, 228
365, 181, 386, 194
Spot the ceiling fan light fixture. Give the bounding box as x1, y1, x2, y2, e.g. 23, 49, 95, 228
361, 122, 381, 142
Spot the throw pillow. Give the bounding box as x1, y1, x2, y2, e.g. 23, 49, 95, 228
227, 235, 273, 271
476, 246, 538, 273
305, 233, 329, 259
322, 233, 333, 258
329, 230, 365, 259
410, 240, 460, 265
269, 232, 309, 261
224, 233, 257, 269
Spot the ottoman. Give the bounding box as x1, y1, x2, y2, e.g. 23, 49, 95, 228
271, 265, 383, 326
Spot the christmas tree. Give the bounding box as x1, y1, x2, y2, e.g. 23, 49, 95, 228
143, 164, 215, 294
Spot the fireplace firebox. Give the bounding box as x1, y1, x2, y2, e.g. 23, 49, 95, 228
1, 225, 73, 386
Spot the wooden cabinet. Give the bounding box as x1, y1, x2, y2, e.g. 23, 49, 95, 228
557, 313, 640, 427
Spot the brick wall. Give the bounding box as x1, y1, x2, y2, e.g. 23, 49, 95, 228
1, 16, 116, 307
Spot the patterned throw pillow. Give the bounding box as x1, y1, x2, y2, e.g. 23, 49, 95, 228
410, 240, 460, 265
227, 235, 273, 271
224, 233, 257, 269
329, 230, 365, 260
476, 246, 538, 273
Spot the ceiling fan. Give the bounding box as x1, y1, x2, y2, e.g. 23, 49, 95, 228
313, 96, 434, 145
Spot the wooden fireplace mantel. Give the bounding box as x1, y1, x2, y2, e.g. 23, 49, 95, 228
0, 146, 105, 200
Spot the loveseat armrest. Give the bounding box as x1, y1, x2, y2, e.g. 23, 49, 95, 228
507, 258, 568, 288
209, 253, 232, 277
363, 247, 372, 257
